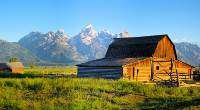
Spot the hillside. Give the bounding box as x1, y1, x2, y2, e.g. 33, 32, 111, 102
0, 40, 39, 65
175, 42, 200, 66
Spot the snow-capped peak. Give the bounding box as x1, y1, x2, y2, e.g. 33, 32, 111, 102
56, 28, 65, 34
79, 24, 97, 45
85, 24, 93, 29
22, 31, 43, 40
98, 30, 114, 36
47, 31, 54, 37
81, 24, 96, 34
55, 29, 68, 38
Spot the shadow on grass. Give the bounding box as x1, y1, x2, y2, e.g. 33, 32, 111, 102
0, 72, 76, 79
140, 97, 200, 110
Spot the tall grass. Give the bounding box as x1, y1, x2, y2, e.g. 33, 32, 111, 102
24, 66, 77, 75
0, 78, 199, 110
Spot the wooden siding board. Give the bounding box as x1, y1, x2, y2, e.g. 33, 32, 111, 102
123, 57, 193, 81
78, 67, 122, 79
153, 36, 176, 59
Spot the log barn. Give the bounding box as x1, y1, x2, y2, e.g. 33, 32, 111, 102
77, 35, 193, 82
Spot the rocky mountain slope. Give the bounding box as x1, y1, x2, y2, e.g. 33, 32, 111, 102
69, 25, 119, 61
16, 24, 200, 66
19, 30, 85, 65
0, 40, 39, 65
175, 42, 200, 66
19, 24, 128, 65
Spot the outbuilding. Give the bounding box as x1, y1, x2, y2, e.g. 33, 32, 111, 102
0, 62, 24, 74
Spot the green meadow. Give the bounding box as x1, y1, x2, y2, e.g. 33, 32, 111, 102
0, 67, 199, 110
24, 66, 77, 75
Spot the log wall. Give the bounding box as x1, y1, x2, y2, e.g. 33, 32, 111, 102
123, 59, 151, 81
78, 67, 122, 79
123, 58, 193, 81
11, 68, 24, 74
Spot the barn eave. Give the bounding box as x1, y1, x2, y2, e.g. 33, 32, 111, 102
77, 57, 146, 67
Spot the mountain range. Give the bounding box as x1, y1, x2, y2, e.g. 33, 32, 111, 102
1, 24, 200, 66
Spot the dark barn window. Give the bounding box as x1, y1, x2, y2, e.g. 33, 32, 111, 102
156, 66, 159, 70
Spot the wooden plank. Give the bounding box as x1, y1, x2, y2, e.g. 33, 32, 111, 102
78, 67, 121, 71
134, 67, 150, 69
79, 69, 121, 73
137, 74, 150, 77
136, 77, 150, 81
153, 36, 176, 59
78, 66, 122, 79
78, 73, 122, 79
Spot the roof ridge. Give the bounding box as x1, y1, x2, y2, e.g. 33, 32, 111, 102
114, 34, 168, 39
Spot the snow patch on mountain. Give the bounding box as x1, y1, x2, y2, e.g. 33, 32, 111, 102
18, 24, 200, 66
79, 24, 97, 45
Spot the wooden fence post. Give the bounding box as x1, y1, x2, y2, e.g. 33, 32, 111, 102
150, 57, 154, 81
170, 58, 173, 87
136, 69, 139, 81
176, 69, 180, 87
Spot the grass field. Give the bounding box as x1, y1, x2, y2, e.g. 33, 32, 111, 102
24, 66, 77, 75
0, 67, 199, 110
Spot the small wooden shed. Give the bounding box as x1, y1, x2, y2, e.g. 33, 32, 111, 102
0, 62, 24, 74
77, 35, 193, 82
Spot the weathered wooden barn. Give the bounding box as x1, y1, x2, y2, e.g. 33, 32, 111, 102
77, 35, 193, 82
0, 62, 24, 74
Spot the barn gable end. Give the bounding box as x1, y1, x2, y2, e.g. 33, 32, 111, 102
153, 35, 177, 59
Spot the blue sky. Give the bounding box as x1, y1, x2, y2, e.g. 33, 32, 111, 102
0, 0, 200, 42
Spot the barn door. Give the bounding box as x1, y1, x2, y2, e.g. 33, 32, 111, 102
132, 67, 134, 80
152, 59, 174, 81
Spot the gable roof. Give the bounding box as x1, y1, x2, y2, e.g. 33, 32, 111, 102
175, 60, 194, 68
77, 57, 146, 67
105, 34, 167, 58
9, 62, 24, 68
0, 62, 24, 69
0, 63, 11, 69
